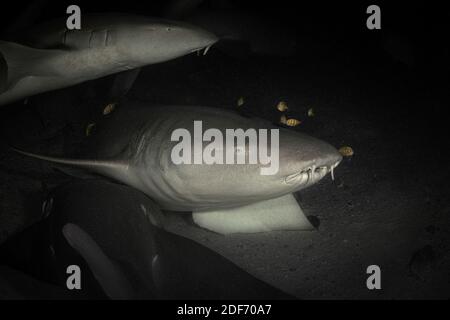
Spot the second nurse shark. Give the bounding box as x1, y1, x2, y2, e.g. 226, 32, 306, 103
0, 13, 217, 105
15, 102, 342, 234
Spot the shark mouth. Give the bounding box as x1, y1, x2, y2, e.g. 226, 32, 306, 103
191, 45, 213, 56
284, 162, 340, 186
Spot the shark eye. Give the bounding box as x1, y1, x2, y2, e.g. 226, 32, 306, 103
166, 27, 172, 31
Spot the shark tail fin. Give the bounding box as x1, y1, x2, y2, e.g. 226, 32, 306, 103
0, 40, 62, 89
12, 147, 129, 181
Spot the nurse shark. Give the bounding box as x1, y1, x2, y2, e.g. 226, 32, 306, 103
13, 102, 342, 234
0, 13, 217, 106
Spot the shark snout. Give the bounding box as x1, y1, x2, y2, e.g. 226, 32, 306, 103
280, 133, 342, 187
313, 145, 342, 170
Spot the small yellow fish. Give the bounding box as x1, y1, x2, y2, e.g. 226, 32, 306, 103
103, 103, 116, 115
277, 101, 288, 112
237, 97, 245, 107
280, 114, 287, 124
307, 108, 315, 117
85, 123, 96, 136
339, 146, 354, 157
286, 118, 301, 127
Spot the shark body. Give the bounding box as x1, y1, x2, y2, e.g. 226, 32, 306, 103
0, 13, 217, 106
15, 102, 342, 234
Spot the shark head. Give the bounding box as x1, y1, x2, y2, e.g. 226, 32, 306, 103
212, 127, 343, 202
275, 129, 342, 191
115, 18, 218, 66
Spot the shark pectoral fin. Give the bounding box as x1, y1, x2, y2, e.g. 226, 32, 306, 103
192, 194, 314, 235
62, 223, 134, 299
